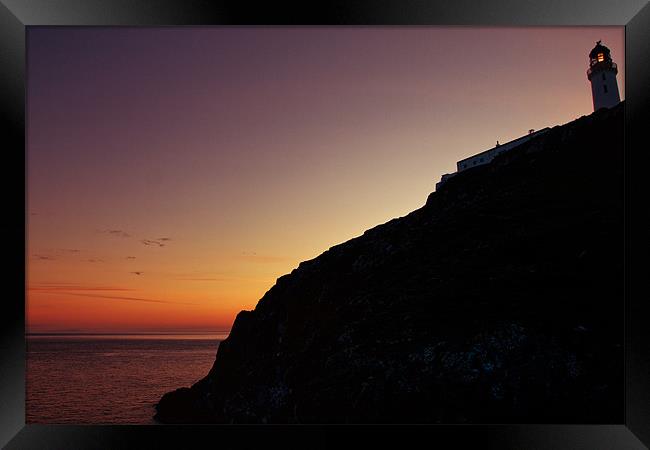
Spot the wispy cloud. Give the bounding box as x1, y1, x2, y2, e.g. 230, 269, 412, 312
62, 292, 196, 305
29, 284, 135, 292
56, 248, 80, 254
126, 256, 136, 260
28, 284, 195, 305
97, 230, 171, 247
99, 229, 131, 238
173, 277, 222, 281
86, 258, 104, 263
141, 239, 164, 247
30, 249, 86, 262
167, 271, 272, 284
141, 238, 169, 247
130, 271, 144, 276
32, 254, 55, 261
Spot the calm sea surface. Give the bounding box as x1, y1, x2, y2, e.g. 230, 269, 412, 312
26, 334, 226, 424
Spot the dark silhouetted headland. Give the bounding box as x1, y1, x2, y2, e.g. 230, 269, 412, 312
155, 102, 624, 424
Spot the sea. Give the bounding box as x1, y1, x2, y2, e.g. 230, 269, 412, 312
26, 333, 227, 424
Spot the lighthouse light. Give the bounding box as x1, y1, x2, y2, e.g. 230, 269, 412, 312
597, 53, 605, 62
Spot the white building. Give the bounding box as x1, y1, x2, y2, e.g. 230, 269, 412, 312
435, 128, 549, 190
587, 41, 621, 111
456, 128, 550, 173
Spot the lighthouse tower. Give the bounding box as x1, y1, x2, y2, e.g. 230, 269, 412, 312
587, 41, 621, 111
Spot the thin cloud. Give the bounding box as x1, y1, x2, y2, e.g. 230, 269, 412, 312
29, 284, 195, 305
168, 271, 272, 284
31, 249, 82, 261
86, 258, 104, 263
32, 254, 55, 261
156, 270, 272, 284
141, 239, 166, 247
173, 277, 222, 281
130, 271, 144, 276
126, 256, 136, 260
99, 229, 131, 238
62, 292, 196, 305
56, 248, 80, 254
29, 284, 135, 292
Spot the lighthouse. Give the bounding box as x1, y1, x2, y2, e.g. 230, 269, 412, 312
587, 41, 621, 111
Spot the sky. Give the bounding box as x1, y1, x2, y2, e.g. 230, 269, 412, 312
27, 27, 624, 334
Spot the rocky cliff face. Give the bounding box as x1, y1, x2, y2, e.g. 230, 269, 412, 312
156, 103, 624, 424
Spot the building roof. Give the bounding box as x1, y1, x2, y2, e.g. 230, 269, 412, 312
457, 127, 550, 164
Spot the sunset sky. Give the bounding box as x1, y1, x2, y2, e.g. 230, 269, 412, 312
27, 27, 624, 334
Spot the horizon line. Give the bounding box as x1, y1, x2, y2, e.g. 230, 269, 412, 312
27, 331, 231, 336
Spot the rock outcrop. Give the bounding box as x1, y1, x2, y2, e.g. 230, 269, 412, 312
156, 102, 624, 424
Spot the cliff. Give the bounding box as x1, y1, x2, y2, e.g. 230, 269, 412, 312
155, 102, 624, 423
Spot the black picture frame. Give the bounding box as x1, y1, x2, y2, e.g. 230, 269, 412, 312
2, 1, 649, 448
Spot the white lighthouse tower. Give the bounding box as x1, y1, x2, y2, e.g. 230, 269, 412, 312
587, 41, 621, 111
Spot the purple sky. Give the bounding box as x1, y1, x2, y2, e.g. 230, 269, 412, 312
26, 27, 624, 332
